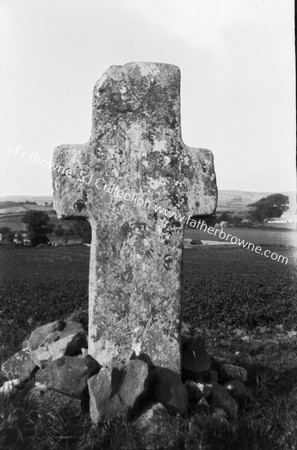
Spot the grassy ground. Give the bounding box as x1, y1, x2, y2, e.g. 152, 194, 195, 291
1, 243, 297, 448
0, 245, 90, 363
183, 246, 297, 368
185, 225, 297, 247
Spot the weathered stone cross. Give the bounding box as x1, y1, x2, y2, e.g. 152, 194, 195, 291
52, 62, 217, 374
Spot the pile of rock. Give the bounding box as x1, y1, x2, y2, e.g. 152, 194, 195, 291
0, 320, 96, 404
0, 320, 250, 431
182, 335, 249, 421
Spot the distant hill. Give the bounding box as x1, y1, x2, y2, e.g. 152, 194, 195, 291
0, 204, 53, 215
0, 195, 53, 204
0, 197, 53, 216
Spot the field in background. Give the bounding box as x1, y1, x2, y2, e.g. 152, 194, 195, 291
185, 226, 297, 248
1, 241, 297, 448
1, 241, 296, 364
0, 210, 59, 232
0, 245, 90, 361
1, 190, 295, 213
183, 245, 297, 368
1, 189, 295, 234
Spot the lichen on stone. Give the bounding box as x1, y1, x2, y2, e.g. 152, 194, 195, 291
52, 62, 217, 374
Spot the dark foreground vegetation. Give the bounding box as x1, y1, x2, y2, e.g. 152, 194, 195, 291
1, 243, 297, 449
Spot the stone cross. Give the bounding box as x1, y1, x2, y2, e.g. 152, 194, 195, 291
52, 62, 217, 374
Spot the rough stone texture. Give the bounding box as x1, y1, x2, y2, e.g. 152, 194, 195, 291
30, 332, 87, 368
88, 359, 149, 423
182, 335, 211, 380
30, 347, 51, 369
41, 331, 61, 346
208, 382, 238, 419
223, 379, 248, 403
24, 320, 66, 350
132, 402, 170, 438
201, 383, 213, 398
88, 368, 122, 422
219, 364, 248, 384
152, 367, 188, 415
36, 355, 100, 397
52, 62, 217, 372
58, 321, 85, 339
118, 359, 150, 411
40, 321, 85, 347
1, 350, 37, 381
47, 332, 88, 359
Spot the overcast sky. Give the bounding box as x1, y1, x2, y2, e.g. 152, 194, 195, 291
1, 0, 295, 196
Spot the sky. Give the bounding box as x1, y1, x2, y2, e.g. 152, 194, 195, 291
1, 0, 295, 196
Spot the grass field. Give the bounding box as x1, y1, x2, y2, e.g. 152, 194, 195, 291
185, 226, 297, 247
1, 242, 297, 448
1, 242, 297, 366
183, 245, 297, 369
0, 245, 90, 361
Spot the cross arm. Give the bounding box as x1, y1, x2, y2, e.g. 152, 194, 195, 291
52, 143, 91, 220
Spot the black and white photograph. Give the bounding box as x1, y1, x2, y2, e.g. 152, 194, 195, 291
0, 1, 296, 448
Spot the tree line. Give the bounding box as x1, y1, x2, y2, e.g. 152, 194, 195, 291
0, 193, 291, 246
0, 211, 91, 246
